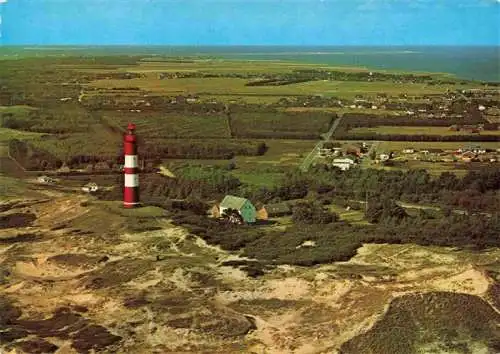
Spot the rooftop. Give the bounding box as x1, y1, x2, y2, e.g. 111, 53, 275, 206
220, 195, 250, 210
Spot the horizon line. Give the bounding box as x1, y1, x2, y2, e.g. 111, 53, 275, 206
1, 44, 500, 47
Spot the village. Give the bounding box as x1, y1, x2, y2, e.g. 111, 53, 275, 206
314, 141, 500, 171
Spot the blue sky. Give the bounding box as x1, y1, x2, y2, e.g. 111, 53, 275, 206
1, 0, 499, 45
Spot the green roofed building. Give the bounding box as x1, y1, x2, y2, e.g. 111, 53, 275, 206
220, 195, 256, 223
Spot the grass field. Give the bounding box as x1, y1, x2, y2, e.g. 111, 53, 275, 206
350, 126, 500, 136
0, 105, 38, 113
329, 203, 370, 225
0, 128, 45, 143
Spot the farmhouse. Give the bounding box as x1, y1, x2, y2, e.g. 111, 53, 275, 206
82, 182, 99, 193
379, 153, 390, 161
210, 203, 220, 218
318, 148, 333, 157
332, 157, 357, 171
218, 195, 256, 223
57, 164, 70, 173
37, 176, 55, 184
94, 162, 110, 171
257, 203, 292, 220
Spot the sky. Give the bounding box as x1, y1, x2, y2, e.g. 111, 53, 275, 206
0, 0, 499, 45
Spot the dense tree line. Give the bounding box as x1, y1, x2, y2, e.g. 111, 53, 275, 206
100, 168, 242, 202
141, 140, 267, 160
240, 167, 500, 213
292, 201, 339, 224
245, 78, 313, 86
8, 139, 63, 170
7, 137, 268, 171
230, 111, 334, 140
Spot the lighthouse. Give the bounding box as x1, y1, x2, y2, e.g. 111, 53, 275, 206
123, 122, 139, 208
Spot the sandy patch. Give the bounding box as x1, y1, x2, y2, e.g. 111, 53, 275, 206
266, 277, 311, 300
13, 259, 94, 280
429, 267, 491, 295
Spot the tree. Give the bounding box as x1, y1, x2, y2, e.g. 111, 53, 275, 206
365, 198, 407, 224
292, 201, 338, 224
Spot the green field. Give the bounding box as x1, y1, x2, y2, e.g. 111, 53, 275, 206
351, 126, 500, 136
0, 128, 45, 143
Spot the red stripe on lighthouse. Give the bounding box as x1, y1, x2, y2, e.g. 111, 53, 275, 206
123, 123, 139, 208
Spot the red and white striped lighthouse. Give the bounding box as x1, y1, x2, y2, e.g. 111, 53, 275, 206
123, 122, 139, 208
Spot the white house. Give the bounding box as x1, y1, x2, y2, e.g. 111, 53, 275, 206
379, 153, 390, 161
332, 158, 356, 171
37, 176, 55, 184
332, 162, 352, 171
82, 182, 99, 193
333, 158, 356, 165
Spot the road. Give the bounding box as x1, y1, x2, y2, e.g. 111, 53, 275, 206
353, 199, 492, 218
299, 116, 343, 172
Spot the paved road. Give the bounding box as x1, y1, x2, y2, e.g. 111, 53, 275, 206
299, 116, 343, 172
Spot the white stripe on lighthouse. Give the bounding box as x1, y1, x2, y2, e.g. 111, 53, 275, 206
125, 155, 138, 168
124, 174, 139, 187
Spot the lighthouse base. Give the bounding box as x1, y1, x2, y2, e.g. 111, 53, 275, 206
123, 201, 141, 209
123, 187, 140, 208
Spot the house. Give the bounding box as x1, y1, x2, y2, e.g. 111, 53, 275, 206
94, 161, 110, 171
332, 157, 356, 171
318, 148, 332, 157
218, 195, 256, 223
210, 203, 220, 218
379, 153, 390, 161
82, 182, 99, 193
332, 162, 353, 171
333, 158, 356, 165
257, 203, 292, 220
345, 145, 362, 156
463, 145, 486, 154
37, 176, 55, 184
57, 164, 70, 173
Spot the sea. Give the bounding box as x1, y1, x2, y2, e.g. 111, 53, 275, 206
1, 45, 499, 82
